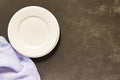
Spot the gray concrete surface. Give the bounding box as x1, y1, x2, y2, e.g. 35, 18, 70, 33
0, 0, 120, 80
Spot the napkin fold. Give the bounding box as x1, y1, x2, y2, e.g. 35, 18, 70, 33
0, 36, 40, 80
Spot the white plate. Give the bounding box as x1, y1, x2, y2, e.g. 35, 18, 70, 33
8, 6, 60, 58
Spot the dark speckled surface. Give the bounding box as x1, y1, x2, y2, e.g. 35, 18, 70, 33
1, 0, 120, 80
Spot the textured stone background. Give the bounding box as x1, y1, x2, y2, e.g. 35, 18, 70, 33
0, 0, 120, 80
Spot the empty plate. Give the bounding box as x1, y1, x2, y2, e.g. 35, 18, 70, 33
8, 6, 60, 58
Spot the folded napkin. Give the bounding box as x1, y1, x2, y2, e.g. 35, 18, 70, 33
0, 36, 41, 80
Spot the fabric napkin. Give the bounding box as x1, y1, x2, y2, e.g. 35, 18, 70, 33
0, 36, 41, 80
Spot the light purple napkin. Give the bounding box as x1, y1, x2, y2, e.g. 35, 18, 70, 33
0, 36, 41, 80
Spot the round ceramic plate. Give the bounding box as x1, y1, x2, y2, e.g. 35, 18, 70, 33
8, 6, 60, 58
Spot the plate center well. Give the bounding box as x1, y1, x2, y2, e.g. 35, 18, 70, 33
18, 16, 48, 47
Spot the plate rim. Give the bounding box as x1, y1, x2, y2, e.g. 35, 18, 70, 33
8, 6, 60, 58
